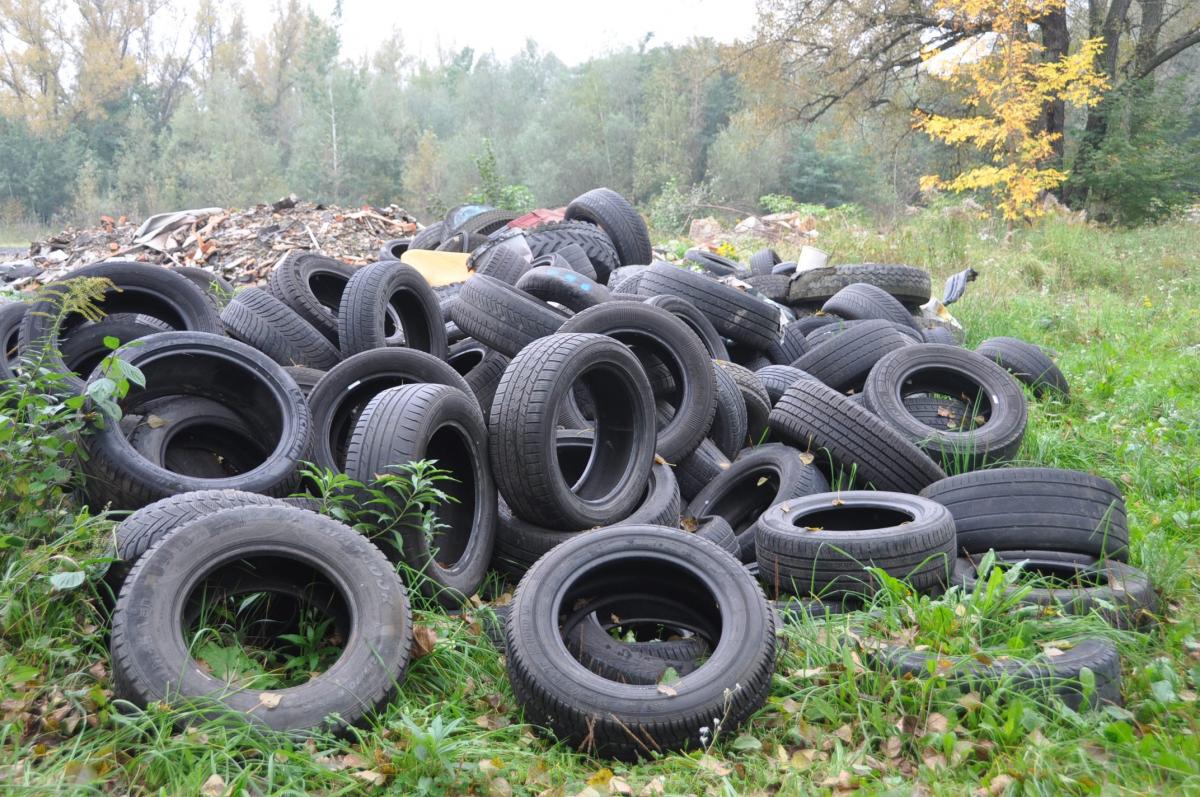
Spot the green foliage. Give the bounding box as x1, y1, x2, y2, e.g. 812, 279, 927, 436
647, 178, 710, 233
1068, 81, 1200, 225
466, 139, 534, 212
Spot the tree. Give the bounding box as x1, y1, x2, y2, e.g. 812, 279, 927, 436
915, 0, 1109, 220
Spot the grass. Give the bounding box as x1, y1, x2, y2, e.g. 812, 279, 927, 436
2, 210, 1200, 794
0, 221, 49, 250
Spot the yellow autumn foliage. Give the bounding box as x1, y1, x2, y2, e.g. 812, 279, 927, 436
916, 0, 1108, 220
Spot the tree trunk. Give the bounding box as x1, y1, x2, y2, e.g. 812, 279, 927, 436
1040, 5, 1070, 172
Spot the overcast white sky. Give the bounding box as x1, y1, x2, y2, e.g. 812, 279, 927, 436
239, 0, 760, 66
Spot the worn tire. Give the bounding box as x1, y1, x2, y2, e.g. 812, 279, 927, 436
765, 319, 811, 365
755, 364, 817, 405
636, 263, 778, 350
565, 188, 653, 267
526, 221, 620, 284
920, 468, 1129, 561
267, 251, 357, 344
789, 264, 931, 309
515, 264, 612, 312
709, 363, 749, 458
976, 336, 1070, 400
504, 525, 776, 760
643, 294, 728, 360
715, 360, 771, 443
749, 248, 781, 276
409, 222, 446, 250
337, 260, 447, 359
221, 288, 341, 369
0, 301, 27, 379
792, 319, 913, 392
110, 505, 412, 732
451, 275, 567, 358
769, 380, 946, 493
489, 333, 655, 529
755, 491, 955, 599
344, 384, 496, 606
822, 282, 920, 330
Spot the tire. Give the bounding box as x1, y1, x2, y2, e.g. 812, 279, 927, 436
715, 360, 771, 443
788, 264, 931, 309
686, 443, 829, 562
283, 365, 325, 398
125, 395, 268, 479
765, 320, 810, 365
636, 263, 779, 350
565, 187, 652, 267
709, 363, 749, 458
410, 221, 446, 250
920, 469, 1129, 561
822, 283, 920, 330
515, 264, 612, 312
112, 489, 284, 587
220, 288, 341, 370
471, 243, 530, 285
870, 636, 1122, 711
921, 324, 960, 346
464, 350, 510, 418
864, 344, 1028, 470
792, 319, 913, 392
643, 294, 728, 360
805, 319, 920, 348
675, 438, 732, 502
57, 316, 174, 379
607, 265, 646, 293
267, 251, 357, 344
772, 262, 797, 276
450, 275, 567, 357
307, 348, 472, 471
453, 208, 520, 237
504, 525, 776, 760
435, 231, 489, 253
952, 553, 1155, 628
20, 261, 223, 392
755, 364, 816, 405
976, 336, 1070, 400
689, 514, 739, 556
110, 505, 413, 732
172, 266, 235, 309
80, 332, 312, 510
684, 249, 741, 277
378, 238, 410, 260
344, 384, 496, 606
526, 221, 621, 284
489, 334, 655, 529
551, 243, 598, 281
746, 274, 790, 303
755, 491, 955, 599
901, 394, 973, 429
749, 248, 781, 276
336, 260, 447, 359
565, 610, 711, 684
769, 379, 947, 493
0, 301, 27, 379
559, 303, 716, 461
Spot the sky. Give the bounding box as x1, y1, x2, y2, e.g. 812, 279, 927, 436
239, 0, 761, 67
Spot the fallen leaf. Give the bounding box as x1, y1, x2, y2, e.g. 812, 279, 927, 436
884, 736, 902, 757
354, 770, 387, 786
989, 774, 1014, 795
587, 769, 614, 788
412, 625, 438, 657
609, 777, 633, 795
259, 693, 281, 709
921, 751, 947, 770
201, 774, 226, 797
639, 778, 665, 796
656, 683, 677, 697
957, 691, 982, 711
146, 414, 168, 429
490, 777, 513, 797
925, 712, 949, 734
698, 755, 732, 776
798, 451, 815, 465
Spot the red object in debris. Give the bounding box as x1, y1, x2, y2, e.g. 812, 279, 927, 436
506, 207, 566, 229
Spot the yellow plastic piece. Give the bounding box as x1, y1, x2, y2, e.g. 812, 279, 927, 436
399, 249, 471, 287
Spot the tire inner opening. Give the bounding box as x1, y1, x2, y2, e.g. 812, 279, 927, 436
447, 348, 484, 376
58, 287, 189, 342
899, 367, 994, 425
707, 466, 782, 533
306, 272, 348, 316
383, 290, 431, 350
565, 365, 641, 502
999, 559, 1106, 589
793, 505, 914, 531
181, 556, 350, 690
424, 425, 477, 567
327, 375, 418, 468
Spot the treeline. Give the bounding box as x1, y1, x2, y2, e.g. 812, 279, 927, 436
0, 0, 1197, 230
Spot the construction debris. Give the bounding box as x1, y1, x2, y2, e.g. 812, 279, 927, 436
3, 195, 418, 291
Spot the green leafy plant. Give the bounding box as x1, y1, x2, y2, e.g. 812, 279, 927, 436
466, 139, 534, 212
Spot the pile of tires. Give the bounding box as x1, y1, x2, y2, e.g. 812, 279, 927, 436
1, 187, 1144, 752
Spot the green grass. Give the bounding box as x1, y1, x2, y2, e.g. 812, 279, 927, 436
3, 212, 1200, 794
0, 221, 48, 250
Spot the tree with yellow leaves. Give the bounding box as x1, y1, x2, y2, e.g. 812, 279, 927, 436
915, 0, 1109, 220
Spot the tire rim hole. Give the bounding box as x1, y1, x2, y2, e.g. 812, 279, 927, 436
791, 505, 915, 531
421, 425, 477, 568
306, 272, 348, 316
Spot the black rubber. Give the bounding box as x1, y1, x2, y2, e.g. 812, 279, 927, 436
920, 468, 1130, 561
515, 264, 612, 312
788, 263, 932, 309
57, 316, 173, 378
765, 319, 811, 365
674, 438, 732, 502
606, 265, 647, 293
749, 248, 781, 276
755, 491, 955, 599
635, 263, 779, 350
559, 302, 716, 461
306, 347, 473, 471
463, 349, 511, 418
267, 251, 357, 344
378, 238, 410, 260
172, 266, 235, 309
684, 249, 741, 277
952, 553, 1155, 628
337, 260, 447, 359
450, 275, 567, 357
976, 336, 1070, 400
715, 361, 771, 443
709, 363, 749, 458
643, 294, 729, 360
0, 301, 26, 379
565, 610, 710, 685
822, 282, 920, 331
869, 636, 1122, 711
489, 333, 655, 530
769, 379, 947, 493
344, 384, 496, 606
792, 319, 913, 392
772, 261, 797, 276
452, 208, 521, 237
688, 514, 740, 556
283, 365, 325, 398
80, 331, 312, 510
409, 221, 446, 250
220, 288, 341, 370
110, 505, 413, 732
921, 324, 961, 346
125, 395, 268, 480
755, 364, 816, 405
470, 243, 529, 285
864, 344, 1029, 470
746, 274, 791, 303
504, 525, 776, 760
20, 261, 223, 392
551, 243, 598, 281
686, 443, 830, 562
526, 221, 621, 284
805, 319, 921, 347
900, 394, 974, 429
565, 187, 653, 267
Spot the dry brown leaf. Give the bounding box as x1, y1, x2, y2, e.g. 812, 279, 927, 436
639, 777, 665, 796
884, 736, 902, 758
489, 777, 513, 797
798, 451, 815, 465
921, 751, 947, 770
656, 684, 677, 697
353, 770, 387, 786
698, 755, 732, 776
201, 774, 227, 797
258, 693, 281, 709
412, 625, 438, 658
609, 777, 633, 795
957, 691, 982, 711
925, 712, 949, 734
989, 774, 1014, 795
